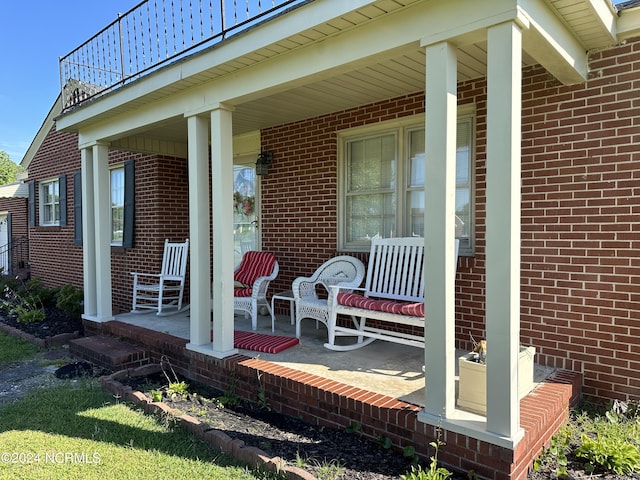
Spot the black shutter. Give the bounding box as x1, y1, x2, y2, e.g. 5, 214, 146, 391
58, 174, 67, 226
122, 160, 135, 248
28, 181, 35, 227
73, 171, 82, 245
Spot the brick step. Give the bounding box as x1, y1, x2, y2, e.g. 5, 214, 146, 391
69, 335, 149, 371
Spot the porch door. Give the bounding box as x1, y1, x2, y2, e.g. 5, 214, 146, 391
233, 158, 259, 268
0, 214, 8, 275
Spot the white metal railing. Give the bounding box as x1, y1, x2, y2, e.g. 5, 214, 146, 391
60, 0, 309, 110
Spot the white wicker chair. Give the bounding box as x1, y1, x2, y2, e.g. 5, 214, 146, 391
233, 251, 279, 330
292, 256, 365, 338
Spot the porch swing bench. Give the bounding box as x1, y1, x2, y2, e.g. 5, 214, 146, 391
324, 237, 459, 351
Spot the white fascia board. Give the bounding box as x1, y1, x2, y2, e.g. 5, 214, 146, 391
616, 7, 640, 42
520, 0, 590, 84
62, 0, 517, 143
55, 0, 379, 132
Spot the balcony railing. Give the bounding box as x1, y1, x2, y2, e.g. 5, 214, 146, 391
60, 0, 309, 111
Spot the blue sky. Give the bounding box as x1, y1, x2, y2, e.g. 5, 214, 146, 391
0, 1, 138, 164
0, 0, 631, 165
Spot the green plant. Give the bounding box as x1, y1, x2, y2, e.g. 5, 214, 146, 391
56, 284, 84, 320
256, 371, 270, 411
15, 305, 46, 324
0, 278, 48, 324
219, 373, 241, 407
377, 435, 393, 449
402, 430, 452, 480
576, 433, 640, 474
533, 428, 571, 478
403, 445, 419, 465
159, 355, 189, 398
166, 380, 189, 398
346, 422, 362, 434
312, 458, 343, 480
150, 389, 163, 402
295, 451, 308, 467
19, 277, 57, 307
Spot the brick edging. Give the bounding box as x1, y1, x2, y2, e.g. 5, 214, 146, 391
0, 321, 81, 349
99, 363, 316, 480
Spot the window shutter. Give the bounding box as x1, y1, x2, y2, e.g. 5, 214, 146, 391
59, 174, 67, 226
73, 171, 82, 245
122, 160, 135, 248
28, 181, 35, 227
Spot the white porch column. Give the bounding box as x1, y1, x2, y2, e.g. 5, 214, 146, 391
485, 21, 523, 440
80, 147, 97, 319
210, 104, 237, 357
92, 142, 113, 322
421, 41, 458, 418
186, 114, 212, 348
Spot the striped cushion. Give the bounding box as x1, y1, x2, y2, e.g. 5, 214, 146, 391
234, 251, 277, 287
234, 287, 253, 297
337, 293, 424, 317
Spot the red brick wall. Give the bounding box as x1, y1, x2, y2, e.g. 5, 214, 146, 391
0, 196, 29, 278
261, 38, 640, 403
519, 40, 640, 402
260, 94, 429, 292
27, 126, 189, 313
28, 126, 83, 288
110, 153, 189, 313
0, 198, 28, 239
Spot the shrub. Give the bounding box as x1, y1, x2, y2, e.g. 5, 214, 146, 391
56, 284, 84, 321
18, 278, 58, 308
15, 307, 46, 324
535, 399, 640, 477
576, 434, 640, 475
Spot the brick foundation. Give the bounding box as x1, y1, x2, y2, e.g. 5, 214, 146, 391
84, 319, 581, 480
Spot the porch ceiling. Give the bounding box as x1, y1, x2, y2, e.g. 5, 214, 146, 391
56, 0, 619, 153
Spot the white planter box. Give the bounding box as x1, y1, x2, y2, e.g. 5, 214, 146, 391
457, 345, 536, 416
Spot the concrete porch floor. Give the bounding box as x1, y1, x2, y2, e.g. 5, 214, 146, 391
114, 308, 556, 408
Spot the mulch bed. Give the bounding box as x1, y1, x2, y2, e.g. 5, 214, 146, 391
0, 307, 83, 348
113, 368, 418, 480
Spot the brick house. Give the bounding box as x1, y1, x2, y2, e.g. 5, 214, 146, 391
21, 0, 640, 478
0, 181, 29, 279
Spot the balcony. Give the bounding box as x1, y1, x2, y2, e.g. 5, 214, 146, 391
59, 0, 309, 111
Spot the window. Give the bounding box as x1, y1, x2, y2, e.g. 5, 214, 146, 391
111, 167, 124, 244
339, 115, 474, 254
73, 159, 134, 247
41, 179, 59, 225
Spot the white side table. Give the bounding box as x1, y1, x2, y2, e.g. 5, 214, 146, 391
270, 290, 295, 332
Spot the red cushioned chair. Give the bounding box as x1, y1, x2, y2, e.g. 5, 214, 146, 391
233, 251, 279, 330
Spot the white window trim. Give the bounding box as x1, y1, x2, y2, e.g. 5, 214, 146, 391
337, 108, 475, 255
39, 177, 60, 227
110, 165, 124, 246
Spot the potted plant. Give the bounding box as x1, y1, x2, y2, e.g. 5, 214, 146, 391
457, 337, 536, 416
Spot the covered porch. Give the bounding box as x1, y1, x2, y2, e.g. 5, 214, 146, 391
54, 0, 620, 477
113, 309, 556, 408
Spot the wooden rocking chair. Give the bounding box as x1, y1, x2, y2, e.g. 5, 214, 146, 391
131, 239, 189, 316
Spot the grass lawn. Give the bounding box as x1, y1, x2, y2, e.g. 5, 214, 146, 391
0, 330, 283, 480
0, 380, 283, 480
0, 330, 38, 364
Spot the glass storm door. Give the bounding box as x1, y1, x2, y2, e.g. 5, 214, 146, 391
233, 160, 259, 268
